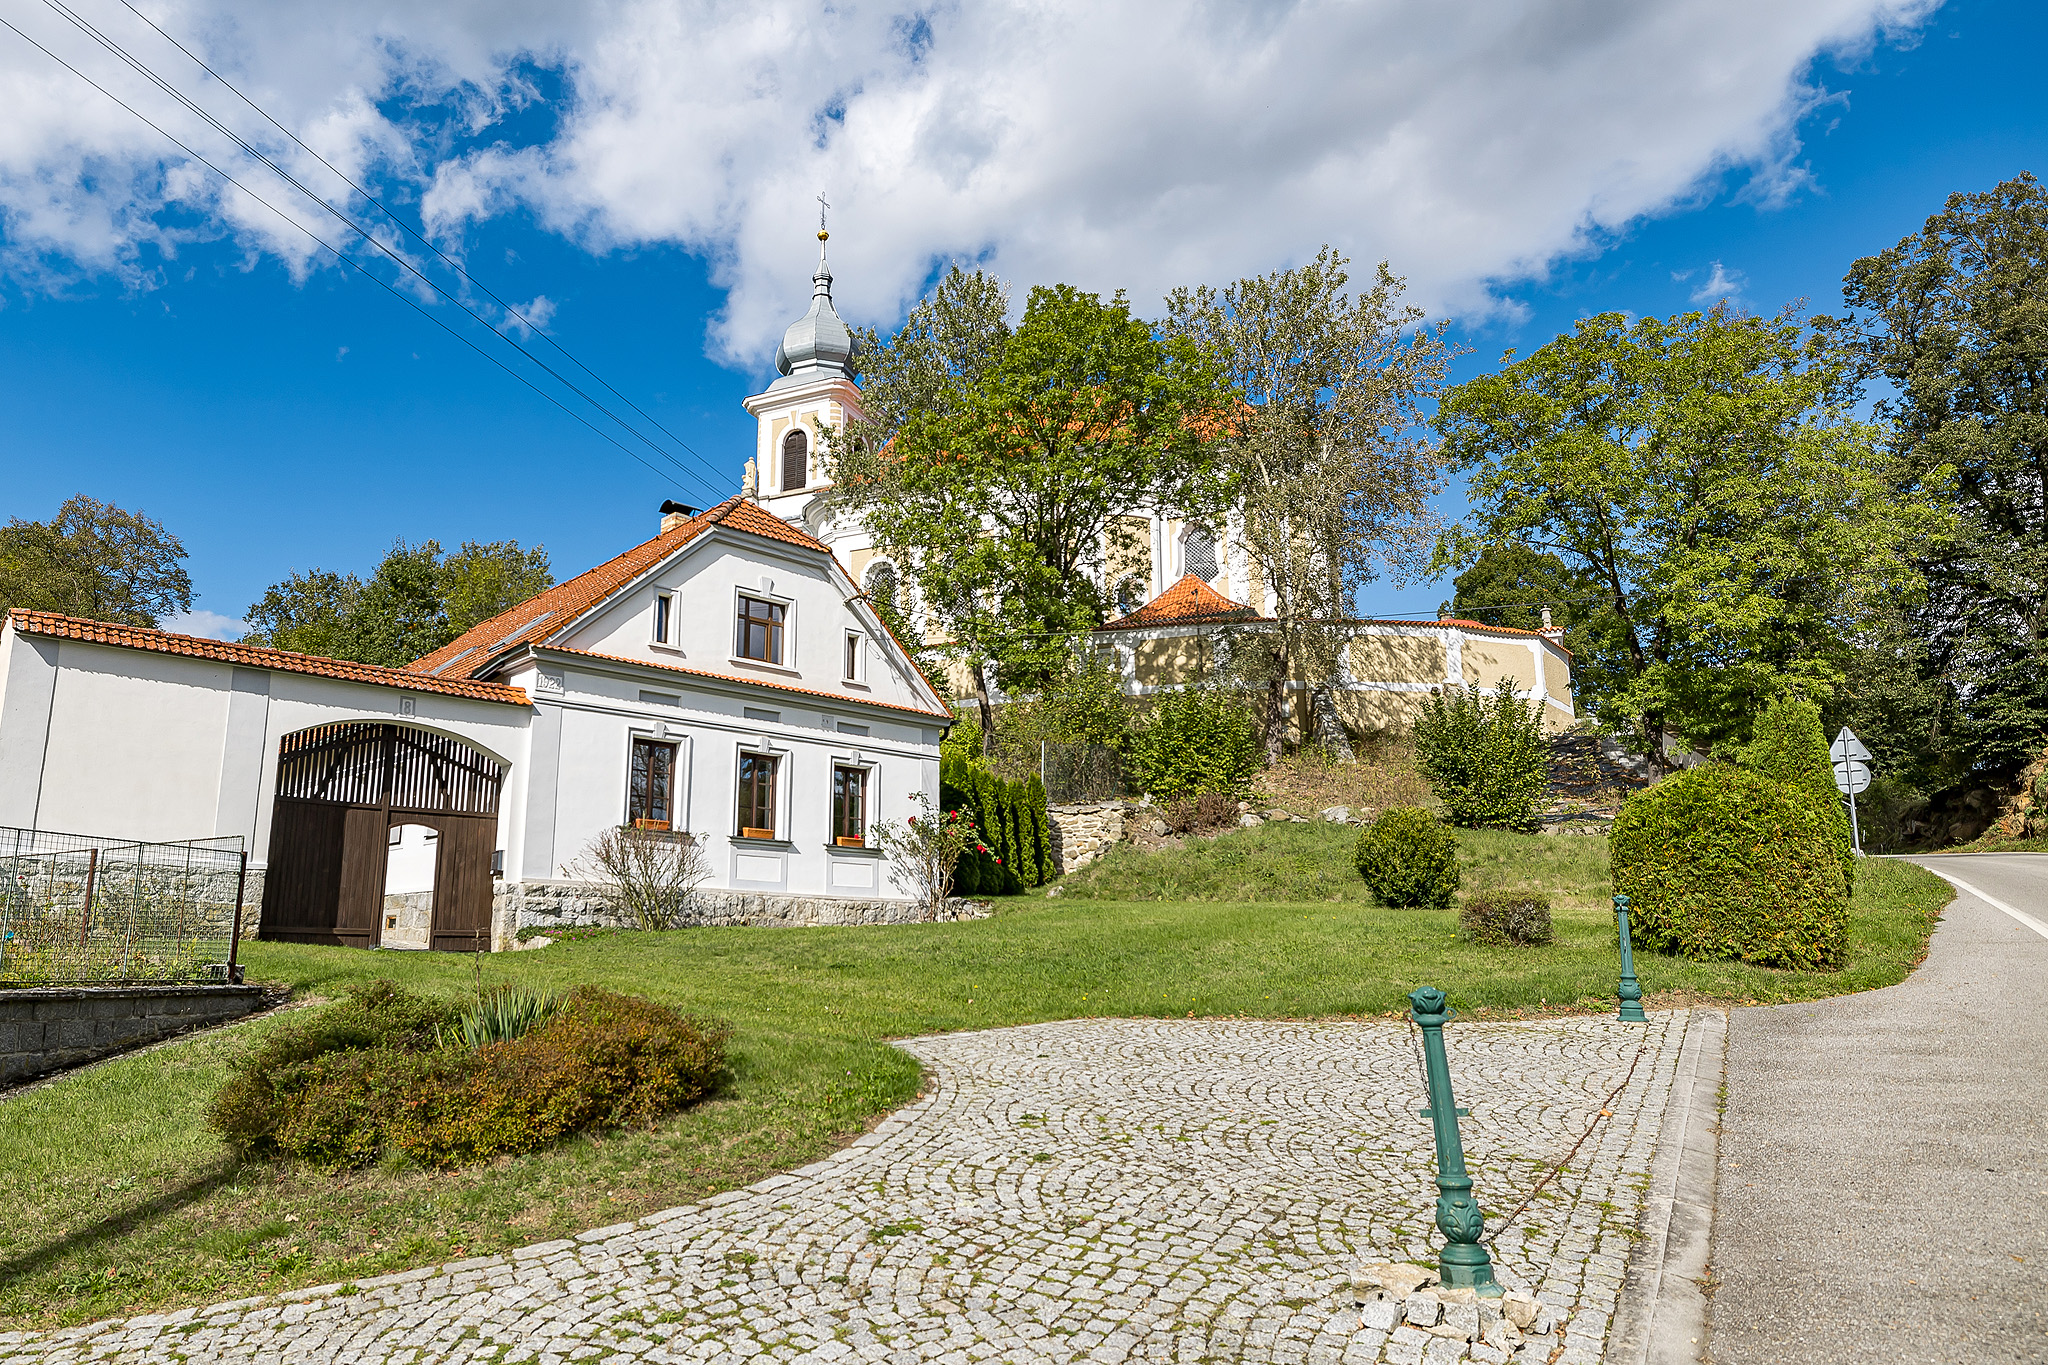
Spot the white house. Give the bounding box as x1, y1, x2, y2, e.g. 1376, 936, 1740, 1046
0, 495, 953, 953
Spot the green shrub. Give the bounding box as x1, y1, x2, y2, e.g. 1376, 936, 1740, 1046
1127, 686, 1263, 804
1163, 791, 1237, 833
1024, 774, 1055, 884
209, 983, 729, 1168
1412, 679, 1550, 830
1610, 764, 1847, 970
1459, 891, 1554, 947
1741, 692, 1854, 892
1353, 807, 1461, 908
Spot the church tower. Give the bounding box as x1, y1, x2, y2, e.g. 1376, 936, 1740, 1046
744, 222, 864, 529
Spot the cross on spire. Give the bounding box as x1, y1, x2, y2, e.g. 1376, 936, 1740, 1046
817, 193, 830, 236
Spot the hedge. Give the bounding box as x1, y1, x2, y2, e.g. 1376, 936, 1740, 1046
939, 757, 1053, 893
1609, 763, 1847, 970
1741, 692, 1855, 895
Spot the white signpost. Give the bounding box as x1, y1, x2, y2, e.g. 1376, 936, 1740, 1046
1831, 727, 1872, 855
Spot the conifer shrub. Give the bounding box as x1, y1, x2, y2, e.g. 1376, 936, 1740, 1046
1610, 764, 1847, 970
209, 982, 728, 1168
1024, 774, 1055, 883
1741, 692, 1855, 893
1412, 679, 1551, 830
1459, 891, 1554, 947
1353, 806, 1461, 908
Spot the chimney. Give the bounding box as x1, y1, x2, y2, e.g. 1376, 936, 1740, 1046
659, 499, 698, 534
1539, 606, 1566, 641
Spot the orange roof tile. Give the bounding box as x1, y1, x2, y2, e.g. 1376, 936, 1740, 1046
408, 497, 836, 678
540, 646, 955, 720
5, 610, 529, 705
1097, 573, 1262, 631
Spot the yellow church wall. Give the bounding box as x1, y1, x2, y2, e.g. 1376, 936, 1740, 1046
1334, 689, 1432, 736
847, 546, 875, 582
1132, 635, 1213, 689
1348, 634, 1448, 684
1544, 649, 1573, 708
1462, 640, 1538, 694
1107, 516, 1153, 585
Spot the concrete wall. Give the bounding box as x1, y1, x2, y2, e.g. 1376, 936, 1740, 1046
0, 984, 269, 1085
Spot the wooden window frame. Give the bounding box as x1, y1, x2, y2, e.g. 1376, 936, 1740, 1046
781, 426, 809, 492
831, 764, 868, 846
629, 737, 679, 830
652, 591, 673, 645
843, 631, 863, 682
736, 750, 780, 840
735, 593, 787, 665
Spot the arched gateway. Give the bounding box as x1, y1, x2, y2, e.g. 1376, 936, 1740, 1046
258, 722, 504, 951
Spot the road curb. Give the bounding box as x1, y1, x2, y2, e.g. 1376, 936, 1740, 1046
1608, 1006, 1726, 1365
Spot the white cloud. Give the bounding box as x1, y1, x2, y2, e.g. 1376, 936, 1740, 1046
1687, 260, 1745, 305
161, 608, 249, 640
0, 0, 1938, 360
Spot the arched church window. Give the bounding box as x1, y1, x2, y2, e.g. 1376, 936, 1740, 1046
864, 562, 899, 618
1182, 525, 1219, 582
781, 427, 809, 492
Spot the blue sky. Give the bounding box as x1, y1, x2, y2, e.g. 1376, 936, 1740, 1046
1, 0, 2042, 636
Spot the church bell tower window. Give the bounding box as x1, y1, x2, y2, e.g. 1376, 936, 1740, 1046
782, 427, 809, 492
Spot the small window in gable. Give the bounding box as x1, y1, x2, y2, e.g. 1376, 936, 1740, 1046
652, 592, 673, 645
781, 427, 809, 492
844, 631, 863, 682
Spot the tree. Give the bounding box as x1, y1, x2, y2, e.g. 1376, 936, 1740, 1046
1164, 250, 1455, 758
0, 495, 193, 626
1436, 305, 1948, 765
1831, 171, 2048, 775
827, 270, 1230, 745
1413, 679, 1550, 830
244, 538, 552, 667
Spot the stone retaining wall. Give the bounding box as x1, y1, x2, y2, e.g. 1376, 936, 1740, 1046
1046, 802, 1138, 874
492, 881, 991, 949
0, 984, 269, 1086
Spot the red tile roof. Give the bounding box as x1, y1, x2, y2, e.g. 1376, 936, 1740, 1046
540, 646, 955, 720
1097, 573, 1263, 631
408, 496, 836, 678
4, 610, 530, 705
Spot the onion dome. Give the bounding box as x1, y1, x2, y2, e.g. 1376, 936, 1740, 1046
769, 230, 859, 389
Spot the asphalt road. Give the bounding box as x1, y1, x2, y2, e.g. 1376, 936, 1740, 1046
1707, 854, 2048, 1364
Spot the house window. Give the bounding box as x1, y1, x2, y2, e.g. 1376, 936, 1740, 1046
736, 594, 786, 664
864, 561, 899, 617
737, 752, 779, 838
844, 631, 862, 681
629, 738, 677, 828
833, 766, 868, 845
652, 592, 673, 644
782, 427, 808, 491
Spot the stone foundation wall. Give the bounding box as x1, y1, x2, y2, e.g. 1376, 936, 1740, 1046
1046, 802, 1138, 874
491, 881, 991, 949
381, 891, 433, 950
0, 984, 269, 1086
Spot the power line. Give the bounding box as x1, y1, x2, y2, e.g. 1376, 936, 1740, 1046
33, 0, 728, 502
0, 13, 705, 496
115, 0, 730, 492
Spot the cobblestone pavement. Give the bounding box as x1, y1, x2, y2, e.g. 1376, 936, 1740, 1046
0, 1012, 1691, 1365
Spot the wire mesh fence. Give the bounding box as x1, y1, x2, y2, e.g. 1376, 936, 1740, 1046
1040, 741, 1129, 805
0, 826, 247, 986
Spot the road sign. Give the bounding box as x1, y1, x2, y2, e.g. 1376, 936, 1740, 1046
1832, 757, 1871, 796
1831, 727, 1872, 765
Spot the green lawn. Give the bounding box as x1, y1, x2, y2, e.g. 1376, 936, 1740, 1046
0, 826, 1950, 1329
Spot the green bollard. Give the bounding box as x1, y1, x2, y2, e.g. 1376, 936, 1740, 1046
1407, 986, 1500, 1296
1615, 893, 1647, 1022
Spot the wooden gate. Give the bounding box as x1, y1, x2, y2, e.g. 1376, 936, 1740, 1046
258, 722, 504, 951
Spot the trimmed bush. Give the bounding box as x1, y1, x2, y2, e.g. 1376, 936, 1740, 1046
209, 982, 729, 1168
1460, 891, 1554, 947
1741, 693, 1854, 893
1353, 806, 1461, 908
1127, 686, 1263, 805
1610, 764, 1847, 970
1412, 679, 1550, 830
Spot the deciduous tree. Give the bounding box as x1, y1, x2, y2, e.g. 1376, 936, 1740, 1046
1165, 250, 1454, 758
1436, 306, 1947, 764
0, 495, 193, 626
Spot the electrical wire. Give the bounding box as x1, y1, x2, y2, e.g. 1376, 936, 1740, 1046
0, 13, 703, 497
114, 0, 730, 493
31, 0, 727, 501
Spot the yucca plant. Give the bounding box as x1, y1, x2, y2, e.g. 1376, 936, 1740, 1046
438, 985, 561, 1049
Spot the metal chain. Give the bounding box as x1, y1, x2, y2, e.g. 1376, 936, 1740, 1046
1479, 1036, 1652, 1244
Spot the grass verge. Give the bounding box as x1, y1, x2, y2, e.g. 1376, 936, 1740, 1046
0, 827, 1950, 1329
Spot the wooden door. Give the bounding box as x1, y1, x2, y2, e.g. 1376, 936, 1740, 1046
424, 814, 496, 952
259, 797, 351, 944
